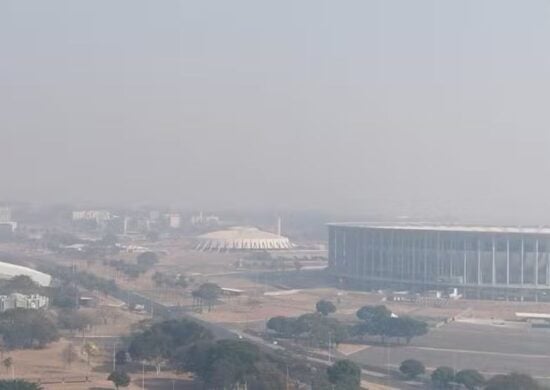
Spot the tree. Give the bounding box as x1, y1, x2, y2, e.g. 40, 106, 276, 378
152, 271, 165, 287
353, 317, 387, 342
267, 316, 298, 338
327, 360, 361, 390
2, 358, 12, 374
0, 380, 42, 390
108, 371, 130, 389
115, 350, 130, 366
316, 300, 337, 316
82, 341, 99, 366
485, 373, 542, 390
0, 309, 58, 349
136, 252, 159, 268
356, 305, 392, 322
61, 343, 78, 367
246, 361, 286, 390
384, 317, 428, 344
58, 310, 98, 334
50, 283, 79, 309
192, 283, 222, 312
455, 369, 485, 389
309, 317, 349, 347
399, 359, 425, 379
180, 339, 256, 388
128, 319, 213, 374
0, 276, 42, 295
431, 366, 455, 388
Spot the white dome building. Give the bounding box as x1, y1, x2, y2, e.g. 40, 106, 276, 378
195, 226, 292, 251
0, 262, 51, 286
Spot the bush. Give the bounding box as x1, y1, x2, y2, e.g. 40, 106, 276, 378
316, 300, 337, 316
0, 309, 59, 349
399, 359, 425, 379
136, 252, 158, 268
0, 380, 42, 390
485, 373, 542, 390
108, 371, 130, 389
455, 369, 485, 389
431, 366, 455, 388
327, 360, 361, 390
57, 310, 98, 332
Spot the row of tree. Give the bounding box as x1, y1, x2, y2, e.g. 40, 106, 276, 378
40, 264, 118, 295
354, 304, 428, 344
151, 271, 188, 288
122, 318, 290, 389
267, 301, 428, 347
106, 252, 159, 279
0, 308, 58, 349
399, 359, 546, 390
267, 313, 349, 347
118, 318, 358, 389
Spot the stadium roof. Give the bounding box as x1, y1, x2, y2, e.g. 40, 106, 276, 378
195, 226, 292, 251
0, 261, 51, 286
327, 223, 550, 235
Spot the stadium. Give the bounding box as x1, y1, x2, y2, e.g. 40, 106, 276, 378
195, 226, 292, 251
0, 261, 51, 287
328, 223, 550, 299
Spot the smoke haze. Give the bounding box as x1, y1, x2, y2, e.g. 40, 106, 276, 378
2, 1, 550, 222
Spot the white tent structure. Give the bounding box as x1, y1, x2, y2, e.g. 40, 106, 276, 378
0, 262, 51, 287
195, 226, 292, 251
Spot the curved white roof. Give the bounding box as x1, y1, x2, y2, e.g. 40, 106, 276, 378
0, 262, 51, 287
195, 226, 292, 251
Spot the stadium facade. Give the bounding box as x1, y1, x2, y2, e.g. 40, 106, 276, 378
328, 223, 550, 299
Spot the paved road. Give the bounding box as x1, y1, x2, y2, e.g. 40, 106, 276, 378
350, 321, 550, 381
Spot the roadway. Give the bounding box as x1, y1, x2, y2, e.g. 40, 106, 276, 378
349, 321, 550, 382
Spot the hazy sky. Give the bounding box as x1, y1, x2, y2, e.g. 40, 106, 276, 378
2, 1, 550, 221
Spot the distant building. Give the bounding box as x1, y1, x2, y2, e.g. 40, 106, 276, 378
149, 210, 161, 221
0, 293, 49, 312
329, 223, 550, 299
166, 213, 181, 229
0, 207, 11, 223
0, 207, 17, 234
72, 210, 111, 224
195, 226, 292, 251
0, 223, 17, 236
190, 211, 220, 226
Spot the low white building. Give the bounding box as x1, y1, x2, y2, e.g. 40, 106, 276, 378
72, 210, 111, 224
0, 293, 49, 312
0, 207, 12, 223
166, 213, 181, 229
0, 207, 17, 233
190, 212, 220, 226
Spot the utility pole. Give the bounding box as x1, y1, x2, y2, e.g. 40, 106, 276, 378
286, 365, 290, 390
142, 360, 145, 390
328, 332, 332, 364
112, 342, 117, 372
